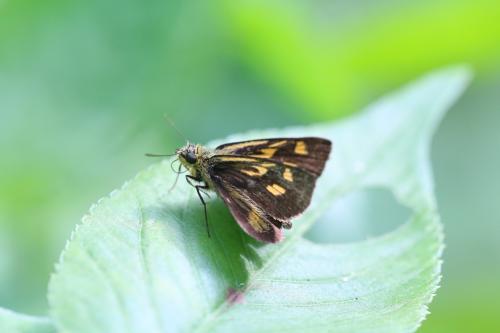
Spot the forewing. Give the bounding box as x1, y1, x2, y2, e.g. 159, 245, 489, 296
209, 156, 318, 221
215, 137, 331, 176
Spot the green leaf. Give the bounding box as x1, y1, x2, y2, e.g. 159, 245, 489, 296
0, 308, 55, 333
48, 66, 470, 333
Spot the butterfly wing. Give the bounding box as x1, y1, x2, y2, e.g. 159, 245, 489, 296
213, 182, 284, 243
215, 137, 331, 176
210, 157, 318, 221
208, 137, 331, 243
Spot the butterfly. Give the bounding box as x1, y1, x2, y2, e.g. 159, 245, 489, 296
165, 137, 331, 243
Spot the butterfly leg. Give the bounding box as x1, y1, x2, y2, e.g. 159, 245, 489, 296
186, 175, 211, 238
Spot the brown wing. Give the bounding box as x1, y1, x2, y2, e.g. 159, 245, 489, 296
215, 137, 331, 176
213, 181, 284, 243
209, 157, 318, 222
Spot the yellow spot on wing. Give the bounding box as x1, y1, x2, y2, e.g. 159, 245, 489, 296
283, 168, 293, 182
222, 140, 268, 151
248, 210, 268, 232
218, 157, 258, 162
294, 141, 308, 155
251, 148, 277, 159
241, 163, 276, 177
266, 184, 286, 196
241, 166, 268, 176
269, 140, 287, 147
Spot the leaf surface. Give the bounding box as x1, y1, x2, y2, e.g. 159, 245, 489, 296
0, 308, 55, 333
48, 67, 470, 333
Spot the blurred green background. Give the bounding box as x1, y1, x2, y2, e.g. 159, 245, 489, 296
0, 0, 499, 331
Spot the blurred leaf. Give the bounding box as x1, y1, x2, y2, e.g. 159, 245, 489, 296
0, 0, 303, 313
48, 67, 469, 333
223, 0, 497, 119
0, 308, 55, 333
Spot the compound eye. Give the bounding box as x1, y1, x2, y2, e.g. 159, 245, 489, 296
185, 151, 197, 164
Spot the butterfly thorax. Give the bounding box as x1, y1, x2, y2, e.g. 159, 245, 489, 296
176, 143, 215, 188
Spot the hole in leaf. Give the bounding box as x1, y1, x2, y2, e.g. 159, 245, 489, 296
305, 187, 411, 244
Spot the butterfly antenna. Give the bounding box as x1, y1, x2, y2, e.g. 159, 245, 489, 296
145, 152, 177, 157
163, 113, 187, 143
146, 114, 184, 158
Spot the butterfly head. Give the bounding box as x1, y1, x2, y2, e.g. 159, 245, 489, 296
176, 143, 198, 165
175, 143, 203, 174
